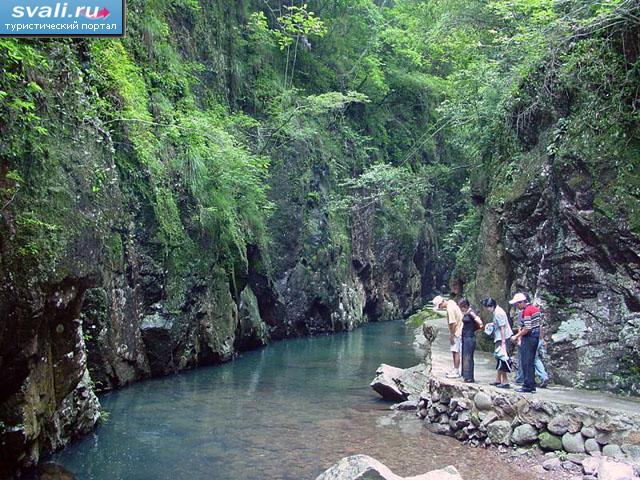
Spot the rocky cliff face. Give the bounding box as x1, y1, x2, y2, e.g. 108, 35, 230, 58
0, 21, 441, 480
0, 148, 435, 479
475, 159, 640, 394
472, 22, 640, 394
0, 47, 285, 470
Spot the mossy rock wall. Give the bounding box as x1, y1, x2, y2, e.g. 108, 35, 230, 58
470, 22, 640, 393
0, 1, 444, 476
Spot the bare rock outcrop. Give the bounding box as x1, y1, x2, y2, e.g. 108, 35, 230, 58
370, 364, 429, 402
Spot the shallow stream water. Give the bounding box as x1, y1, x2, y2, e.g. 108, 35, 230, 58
54, 320, 535, 480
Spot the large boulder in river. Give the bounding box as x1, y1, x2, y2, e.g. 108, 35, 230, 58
315, 454, 463, 480
370, 364, 428, 402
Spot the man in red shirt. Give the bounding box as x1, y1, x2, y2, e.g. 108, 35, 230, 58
509, 293, 541, 393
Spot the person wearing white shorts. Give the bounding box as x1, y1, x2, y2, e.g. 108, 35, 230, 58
450, 336, 462, 354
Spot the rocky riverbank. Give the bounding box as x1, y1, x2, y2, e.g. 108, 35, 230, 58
417, 378, 640, 479
369, 318, 640, 480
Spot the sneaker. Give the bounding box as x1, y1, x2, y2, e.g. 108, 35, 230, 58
497, 383, 511, 389
464, 379, 475, 383
515, 388, 536, 394
539, 379, 549, 388
446, 370, 461, 379
489, 381, 501, 386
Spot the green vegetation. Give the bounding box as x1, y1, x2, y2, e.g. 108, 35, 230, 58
1, 0, 638, 301
98, 409, 111, 424
406, 307, 443, 328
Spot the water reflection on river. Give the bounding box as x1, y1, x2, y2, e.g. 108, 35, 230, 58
54, 321, 535, 480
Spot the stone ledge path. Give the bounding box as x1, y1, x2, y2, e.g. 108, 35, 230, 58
428, 315, 640, 415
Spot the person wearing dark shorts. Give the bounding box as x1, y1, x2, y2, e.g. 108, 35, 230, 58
495, 346, 513, 375
458, 299, 483, 383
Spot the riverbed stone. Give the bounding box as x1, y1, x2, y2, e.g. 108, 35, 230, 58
371, 364, 428, 402
435, 403, 448, 414
622, 444, 640, 460
487, 420, 512, 446
473, 392, 493, 411
585, 438, 601, 454
549, 416, 572, 436
392, 400, 419, 411
596, 430, 631, 447
568, 454, 586, 465
582, 457, 600, 476
450, 412, 470, 430
539, 432, 563, 451
597, 458, 635, 480
582, 427, 596, 438
428, 423, 452, 436
543, 457, 561, 471
371, 365, 408, 402
563, 432, 586, 453
315, 454, 463, 480
480, 411, 498, 429
512, 424, 538, 446
439, 413, 450, 424
602, 444, 623, 459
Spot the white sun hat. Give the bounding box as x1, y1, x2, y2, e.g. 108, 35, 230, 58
508, 293, 527, 305
431, 295, 444, 308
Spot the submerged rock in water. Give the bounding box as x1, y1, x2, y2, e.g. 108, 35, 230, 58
35, 462, 76, 480
392, 400, 419, 411
315, 454, 463, 480
370, 364, 428, 402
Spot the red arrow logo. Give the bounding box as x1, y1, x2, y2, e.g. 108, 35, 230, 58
95, 8, 110, 19
86, 7, 110, 19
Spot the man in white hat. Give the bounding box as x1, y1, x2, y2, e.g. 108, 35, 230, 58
432, 295, 463, 378
509, 292, 542, 393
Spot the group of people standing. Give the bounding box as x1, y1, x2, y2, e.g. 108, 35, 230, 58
431, 293, 549, 394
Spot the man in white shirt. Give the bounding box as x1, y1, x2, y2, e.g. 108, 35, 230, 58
481, 297, 513, 388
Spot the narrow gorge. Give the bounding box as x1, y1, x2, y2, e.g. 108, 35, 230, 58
1, 0, 639, 478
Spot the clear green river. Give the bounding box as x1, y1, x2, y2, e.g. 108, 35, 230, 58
53, 320, 532, 480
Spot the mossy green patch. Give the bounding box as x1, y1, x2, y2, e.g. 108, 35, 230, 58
406, 307, 442, 327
